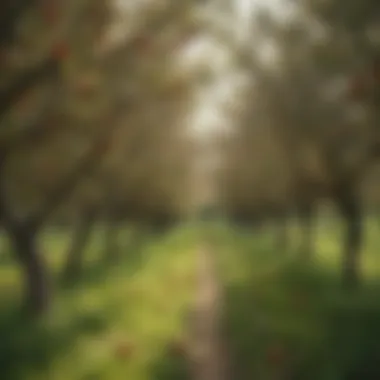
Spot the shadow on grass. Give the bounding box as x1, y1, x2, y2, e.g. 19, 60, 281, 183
148, 345, 191, 380
0, 226, 197, 380
221, 237, 380, 380
61, 221, 170, 286
0, 236, 156, 379
59, 244, 145, 291
0, 301, 111, 380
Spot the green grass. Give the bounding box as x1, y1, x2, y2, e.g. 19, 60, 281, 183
214, 216, 380, 380
3, 218, 380, 379
0, 225, 198, 380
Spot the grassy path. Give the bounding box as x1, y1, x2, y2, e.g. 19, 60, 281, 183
4, 219, 380, 379
186, 243, 231, 380
0, 227, 198, 380
213, 221, 380, 380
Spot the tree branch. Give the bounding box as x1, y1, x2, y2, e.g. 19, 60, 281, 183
98, 0, 199, 68
0, 85, 64, 153
27, 101, 132, 229
0, 58, 59, 121
0, 0, 35, 47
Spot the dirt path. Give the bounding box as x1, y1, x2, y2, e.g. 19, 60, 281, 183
186, 243, 231, 380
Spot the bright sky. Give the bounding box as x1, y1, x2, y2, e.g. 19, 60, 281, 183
189, 0, 294, 137
182, 0, 294, 204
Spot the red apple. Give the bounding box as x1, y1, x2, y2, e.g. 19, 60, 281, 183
40, 1, 60, 25
51, 41, 70, 61
168, 338, 188, 357
76, 72, 101, 97
131, 35, 152, 54
75, 81, 95, 98
266, 342, 287, 367
348, 75, 368, 100
114, 339, 135, 360
95, 137, 113, 156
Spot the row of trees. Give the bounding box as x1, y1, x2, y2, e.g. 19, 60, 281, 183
216, 0, 380, 288
0, 0, 208, 315
4, 0, 378, 316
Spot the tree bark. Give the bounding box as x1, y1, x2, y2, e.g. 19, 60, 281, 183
8, 223, 51, 315
274, 215, 288, 253
103, 218, 120, 263
62, 209, 95, 281
336, 190, 362, 289
0, 57, 59, 120
297, 203, 315, 261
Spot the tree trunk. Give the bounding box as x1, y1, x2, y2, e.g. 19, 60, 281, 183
274, 215, 288, 253
297, 203, 315, 261
62, 209, 95, 281
336, 190, 362, 289
103, 218, 120, 263
8, 223, 51, 315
